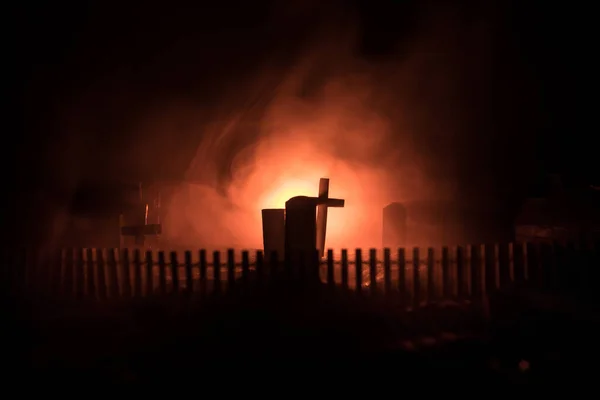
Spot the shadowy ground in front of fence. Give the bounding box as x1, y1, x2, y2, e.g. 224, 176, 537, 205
6, 280, 600, 388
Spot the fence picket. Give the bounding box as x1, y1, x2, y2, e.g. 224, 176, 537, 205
213, 251, 221, 294
133, 249, 142, 297
398, 248, 406, 305
383, 248, 391, 294
227, 249, 236, 289
369, 248, 377, 294
74, 248, 85, 300
85, 248, 95, 299
427, 247, 435, 302
412, 247, 420, 308
355, 249, 363, 293
327, 249, 335, 288
106, 248, 119, 299
456, 246, 466, 300
199, 250, 207, 294
145, 250, 154, 297
121, 249, 132, 298
170, 251, 180, 294
158, 251, 167, 296
184, 251, 193, 295
96, 249, 107, 301
341, 249, 349, 289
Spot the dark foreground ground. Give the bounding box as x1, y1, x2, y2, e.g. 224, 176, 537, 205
4, 284, 600, 390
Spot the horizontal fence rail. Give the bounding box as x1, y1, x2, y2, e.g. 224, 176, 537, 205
2, 241, 598, 307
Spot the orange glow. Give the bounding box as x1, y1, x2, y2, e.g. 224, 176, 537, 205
259, 178, 318, 209
224, 137, 395, 250
158, 66, 452, 251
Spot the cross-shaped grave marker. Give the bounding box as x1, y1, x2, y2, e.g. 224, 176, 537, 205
261, 177, 344, 260
119, 183, 162, 247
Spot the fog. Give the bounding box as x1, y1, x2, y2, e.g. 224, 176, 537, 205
158, 3, 485, 250
20, 1, 504, 252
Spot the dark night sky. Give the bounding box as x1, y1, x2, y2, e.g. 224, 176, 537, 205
7, 0, 598, 242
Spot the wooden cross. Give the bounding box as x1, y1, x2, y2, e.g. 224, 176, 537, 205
316, 178, 344, 258
120, 200, 162, 246
120, 223, 162, 245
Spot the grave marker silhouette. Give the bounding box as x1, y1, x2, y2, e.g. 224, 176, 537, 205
119, 183, 161, 247
261, 208, 285, 261
260, 178, 345, 279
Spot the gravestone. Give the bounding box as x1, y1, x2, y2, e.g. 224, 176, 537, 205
261, 208, 285, 260
285, 195, 345, 257
382, 202, 407, 248
261, 178, 344, 281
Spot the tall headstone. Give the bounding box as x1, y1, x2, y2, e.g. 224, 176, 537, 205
285, 195, 345, 257
382, 202, 407, 248
259, 178, 344, 283
261, 208, 285, 261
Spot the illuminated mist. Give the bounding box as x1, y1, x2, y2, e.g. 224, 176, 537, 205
30, 1, 498, 253
158, 4, 477, 251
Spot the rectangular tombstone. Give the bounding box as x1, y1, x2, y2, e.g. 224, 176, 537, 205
383, 202, 407, 248
284, 197, 317, 258
285, 195, 344, 283
261, 208, 285, 261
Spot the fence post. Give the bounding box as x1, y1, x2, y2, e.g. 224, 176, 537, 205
441, 247, 450, 300
145, 250, 154, 296
157, 251, 167, 296
470, 244, 482, 301
383, 248, 391, 294
412, 247, 420, 308
184, 251, 193, 295
255, 251, 264, 287
341, 249, 349, 290
227, 249, 236, 290
96, 249, 107, 301
456, 246, 466, 300
85, 248, 95, 300
327, 249, 335, 289
369, 248, 377, 295
241, 251, 250, 286
398, 248, 406, 305
355, 249, 363, 294
74, 248, 85, 300
133, 249, 142, 297
121, 249, 132, 298
170, 251, 180, 294
427, 247, 435, 303
213, 251, 221, 294
199, 250, 207, 295
106, 248, 119, 299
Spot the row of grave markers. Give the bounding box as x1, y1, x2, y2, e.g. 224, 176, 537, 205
119, 178, 406, 256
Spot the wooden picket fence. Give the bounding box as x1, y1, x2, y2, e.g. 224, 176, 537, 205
2, 241, 598, 306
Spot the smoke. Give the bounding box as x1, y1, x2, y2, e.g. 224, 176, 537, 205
20, 1, 500, 251
160, 2, 482, 250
